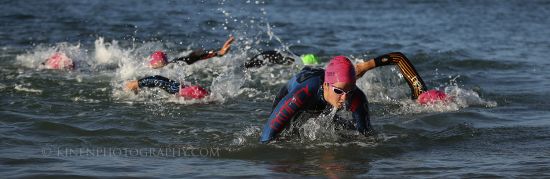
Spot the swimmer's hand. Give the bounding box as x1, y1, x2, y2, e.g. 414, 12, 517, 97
217, 35, 234, 56
125, 80, 139, 94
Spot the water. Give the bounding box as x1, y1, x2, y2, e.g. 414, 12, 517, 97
1, 0, 550, 178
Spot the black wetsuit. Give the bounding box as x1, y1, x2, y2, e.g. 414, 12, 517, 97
138, 75, 181, 94
170, 49, 218, 65
245, 50, 295, 68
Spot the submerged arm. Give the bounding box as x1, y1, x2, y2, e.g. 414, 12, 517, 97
348, 90, 373, 134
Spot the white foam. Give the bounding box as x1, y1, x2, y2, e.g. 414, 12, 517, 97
94, 37, 125, 65
231, 126, 261, 146
298, 108, 338, 141
72, 96, 100, 103
16, 43, 86, 69
354, 64, 497, 114
14, 84, 42, 94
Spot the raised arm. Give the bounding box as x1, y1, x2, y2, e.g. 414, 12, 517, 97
171, 35, 235, 65
355, 52, 427, 99
354, 58, 377, 79
217, 35, 235, 56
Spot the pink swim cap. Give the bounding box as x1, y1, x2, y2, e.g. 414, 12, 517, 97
179, 85, 209, 99
45, 52, 74, 70
417, 89, 448, 105
324, 56, 356, 84
149, 51, 168, 66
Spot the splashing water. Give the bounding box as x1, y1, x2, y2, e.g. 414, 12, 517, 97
299, 108, 339, 141
15, 42, 89, 70
93, 37, 128, 67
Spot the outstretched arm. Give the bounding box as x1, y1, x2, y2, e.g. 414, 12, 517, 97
171, 35, 235, 65
355, 52, 427, 99
125, 75, 181, 94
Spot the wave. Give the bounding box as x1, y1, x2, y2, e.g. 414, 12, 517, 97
28, 121, 139, 137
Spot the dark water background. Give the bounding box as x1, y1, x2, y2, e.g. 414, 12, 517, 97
1, 0, 550, 178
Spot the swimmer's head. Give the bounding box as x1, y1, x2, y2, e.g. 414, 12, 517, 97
324, 56, 356, 84
300, 54, 319, 65
44, 52, 74, 70
179, 85, 209, 100
323, 56, 356, 109
149, 51, 168, 69
417, 89, 448, 105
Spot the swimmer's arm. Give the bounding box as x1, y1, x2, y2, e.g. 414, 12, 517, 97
244, 51, 282, 68
355, 53, 399, 79
355, 52, 428, 99
217, 35, 235, 57
170, 36, 235, 65
260, 87, 312, 143
355, 59, 377, 79
350, 91, 373, 135
259, 94, 300, 143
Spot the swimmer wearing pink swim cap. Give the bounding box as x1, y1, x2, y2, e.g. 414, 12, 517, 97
417, 89, 448, 105
42, 52, 74, 70
125, 36, 235, 100
149, 36, 234, 69
125, 75, 209, 100
260, 52, 452, 143
260, 56, 373, 143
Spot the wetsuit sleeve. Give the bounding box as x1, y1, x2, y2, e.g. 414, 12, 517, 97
244, 53, 267, 68
371, 52, 428, 99
138, 75, 180, 94
260, 80, 315, 143
245, 51, 294, 68
347, 89, 373, 134
171, 49, 218, 65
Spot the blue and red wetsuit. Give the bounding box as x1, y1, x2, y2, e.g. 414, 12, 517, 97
260, 67, 372, 143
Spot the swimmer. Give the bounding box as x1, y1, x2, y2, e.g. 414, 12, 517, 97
244, 50, 319, 68
125, 75, 208, 100
149, 36, 235, 69
41, 52, 74, 70
260, 52, 448, 143
355, 52, 448, 104
260, 56, 372, 143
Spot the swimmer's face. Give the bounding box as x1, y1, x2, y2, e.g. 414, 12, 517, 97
323, 82, 355, 109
